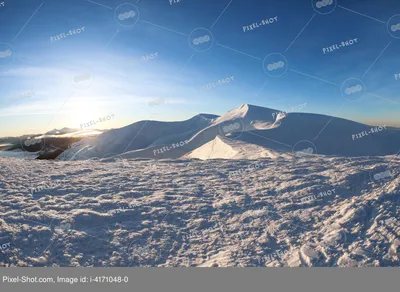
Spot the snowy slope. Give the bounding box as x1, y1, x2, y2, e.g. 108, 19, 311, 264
58, 104, 400, 161
57, 114, 218, 160
184, 136, 280, 160
237, 107, 400, 157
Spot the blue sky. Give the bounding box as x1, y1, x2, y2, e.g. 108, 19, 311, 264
0, 0, 399, 137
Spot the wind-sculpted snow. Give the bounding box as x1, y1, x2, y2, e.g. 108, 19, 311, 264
0, 154, 399, 267
58, 104, 400, 161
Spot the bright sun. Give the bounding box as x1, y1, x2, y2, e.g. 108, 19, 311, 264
69, 100, 101, 129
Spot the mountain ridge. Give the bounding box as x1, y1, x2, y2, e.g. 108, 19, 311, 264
57, 104, 400, 161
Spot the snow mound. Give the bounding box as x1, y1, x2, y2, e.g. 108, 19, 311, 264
185, 136, 278, 160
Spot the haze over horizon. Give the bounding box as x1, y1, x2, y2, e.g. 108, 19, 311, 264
0, 102, 398, 139
1, 0, 400, 137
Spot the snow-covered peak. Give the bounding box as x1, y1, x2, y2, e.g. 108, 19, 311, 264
215, 104, 279, 124
57, 104, 400, 161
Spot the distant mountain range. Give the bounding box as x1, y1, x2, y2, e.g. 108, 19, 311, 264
0, 127, 104, 159
45, 127, 80, 135
57, 104, 400, 161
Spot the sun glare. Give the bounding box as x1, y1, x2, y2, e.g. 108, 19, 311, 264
68, 99, 101, 129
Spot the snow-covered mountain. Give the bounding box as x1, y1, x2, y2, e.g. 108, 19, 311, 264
58, 104, 399, 161
42, 128, 103, 138
45, 128, 80, 135
1, 105, 399, 267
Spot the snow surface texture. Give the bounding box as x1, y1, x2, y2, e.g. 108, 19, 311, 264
0, 154, 399, 267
